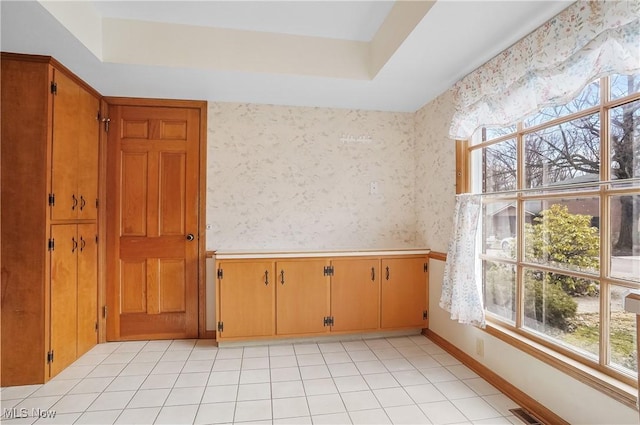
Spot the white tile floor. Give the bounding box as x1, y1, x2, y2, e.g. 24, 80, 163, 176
0, 335, 523, 424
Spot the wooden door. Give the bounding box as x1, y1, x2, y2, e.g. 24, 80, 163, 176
381, 257, 427, 329
51, 70, 80, 221
77, 223, 97, 357
276, 260, 330, 335
77, 87, 100, 220
107, 104, 201, 340
331, 258, 380, 332
50, 224, 78, 377
217, 261, 275, 338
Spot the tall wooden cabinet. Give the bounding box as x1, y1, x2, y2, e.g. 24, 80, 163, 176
1, 53, 101, 386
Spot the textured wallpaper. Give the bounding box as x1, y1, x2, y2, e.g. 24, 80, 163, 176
206, 103, 418, 251
414, 89, 457, 253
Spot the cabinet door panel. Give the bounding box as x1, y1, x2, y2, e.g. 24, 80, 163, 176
77, 88, 99, 220
331, 258, 379, 332
381, 258, 427, 329
276, 260, 329, 335
218, 261, 275, 338
51, 71, 80, 221
77, 224, 97, 357
50, 225, 78, 377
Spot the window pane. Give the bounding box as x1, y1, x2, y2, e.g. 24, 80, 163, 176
524, 113, 600, 189
483, 126, 517, 142
524, 199, 600, 278
483, 200, 516, 259
610, 194, 640, 282
610, 285, 637, 375
482, 139, 517, 193
484, 261, 516, 323
610, 99, 640, 181
525, 81, 600, 128
610, 74, 640, 101
523, 268, 599, 358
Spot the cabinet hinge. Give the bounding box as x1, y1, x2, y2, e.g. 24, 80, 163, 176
46, 350, 54, 363
323, 266, 334, 276
95, 234, 98, 244
423, 310, 428, 320
95, 198, 99, 208
423, 263, 428, 273
103, 305, 108, 319
48, 193, 55, 206
96, 111, 101, 121
102, 117, 111, 133
217, 268, 224, 279
95, 322, 99, 332
217, 321, 224, 332
48, 239, 55, 251
50, 82, 57, 95
323, 316, 334, 327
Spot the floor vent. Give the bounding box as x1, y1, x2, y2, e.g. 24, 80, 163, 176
509, 408, 543, 425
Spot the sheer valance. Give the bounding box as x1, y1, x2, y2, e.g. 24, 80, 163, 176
449, 1, 640, 140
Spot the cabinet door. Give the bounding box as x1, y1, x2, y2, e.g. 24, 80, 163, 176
331, 258, 379, 332
218, 261, 275, 338
77, 88, 99, 220
381, 257, 427, 329
276, 260, 330, 335
50, 224, 78, 377
51, 70, 80, 221
77, 223, 97, 357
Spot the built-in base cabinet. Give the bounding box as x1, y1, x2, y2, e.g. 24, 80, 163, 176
215, 253, 428, 342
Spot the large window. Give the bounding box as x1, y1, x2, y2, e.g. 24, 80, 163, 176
468, 74, 640, 385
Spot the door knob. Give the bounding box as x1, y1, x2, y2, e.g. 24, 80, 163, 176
186, 234, 195, 241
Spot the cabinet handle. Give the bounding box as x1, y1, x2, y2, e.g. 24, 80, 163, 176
80, 195, 86, 211
371, 267, 375, 281
71, 237, 78, 253
280, 270, 285, 285
385, 266, 390, 281
72, 194, 78, 210
264, 270, 269, 286
80, 236, 86, 252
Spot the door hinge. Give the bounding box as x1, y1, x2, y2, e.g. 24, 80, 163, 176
48, 239, 55, 251
48, 193, 55, 206
323, 316, 334, 327
102, 117, 111, 133
424, 263, 428, 273
103, 305, 108, 319
423, 310, 429, 320
323, 266, 334, 276
217, 321, 224, 332
46, 350, 54, 363
50, 82, 57, 95
217, 268, 223, 279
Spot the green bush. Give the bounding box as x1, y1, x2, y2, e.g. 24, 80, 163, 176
524, 273, 578, 331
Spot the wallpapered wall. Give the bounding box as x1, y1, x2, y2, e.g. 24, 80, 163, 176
206, 102, 418, 251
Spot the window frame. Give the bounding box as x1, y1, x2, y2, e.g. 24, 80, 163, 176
458, 75, 640, 408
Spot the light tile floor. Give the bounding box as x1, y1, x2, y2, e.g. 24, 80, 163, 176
0, 335, 523, 424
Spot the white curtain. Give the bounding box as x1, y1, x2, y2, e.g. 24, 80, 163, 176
449, 1, 640, 140
441, 194, 485, 328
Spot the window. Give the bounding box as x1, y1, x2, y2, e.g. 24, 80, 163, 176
468, 74, 640, 386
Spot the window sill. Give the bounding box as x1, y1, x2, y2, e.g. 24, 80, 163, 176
484, 320, 638, 410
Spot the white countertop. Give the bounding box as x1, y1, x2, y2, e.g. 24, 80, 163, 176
213, 248, 430, 260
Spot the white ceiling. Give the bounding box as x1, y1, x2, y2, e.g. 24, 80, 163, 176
1, 0, 574, 112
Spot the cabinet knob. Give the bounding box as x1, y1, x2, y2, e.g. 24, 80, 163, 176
186, 234, 195, 241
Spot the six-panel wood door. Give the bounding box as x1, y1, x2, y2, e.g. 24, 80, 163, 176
217, 261, 275, 338
107, 104, 200, 340
276, 260, 330, 335
381, 257, 427, 329
330, 258, 380, 332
